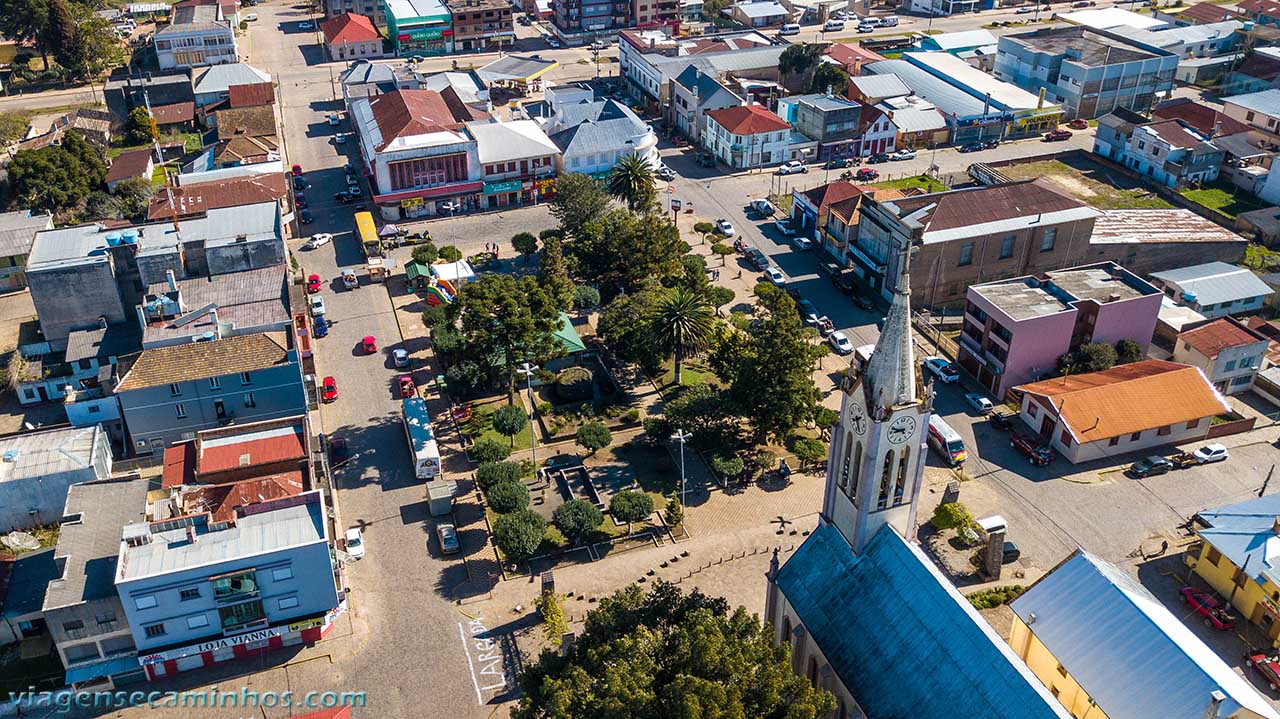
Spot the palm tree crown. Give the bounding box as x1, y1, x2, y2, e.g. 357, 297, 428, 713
607, 153, 657, 212
652, 287, 715, 385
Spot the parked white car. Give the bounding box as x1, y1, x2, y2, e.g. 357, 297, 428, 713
777, 160, 808, 176
965, 393, 994, 414
393, 348, 410, 368
765, 266, 787, 285
344, 528, 365, 560
889, 149, 917, 161
327, 113, 341, 126
1191, 443, 1229, 464
437, 523, 460, 554
828, 331, 854, 355
922, 356, 960, 383
774, 220, 796, 237
304, 233, 333, 249
750, 198, 775, 216
308, 295, 326, 316
715, 218, 736, 236
791, 236, 814, 251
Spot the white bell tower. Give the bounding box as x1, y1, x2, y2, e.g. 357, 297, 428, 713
822, 238, 933, 555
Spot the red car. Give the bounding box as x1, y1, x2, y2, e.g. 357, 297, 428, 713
321, 376, 338, 402
1044, 129, 1073, 141
398, 374, 416, 398
362, 335, 377, 354
1247, 652, 1280, 691
854, 168, 879, 181
1010, 433, 1053, 466
306, 274, 322, 293
1180, 587, 1236, 630
1067, 118, 1089, 130
291, 163, 303, 176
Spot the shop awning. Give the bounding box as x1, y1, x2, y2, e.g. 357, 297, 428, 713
65, 655, 140, 684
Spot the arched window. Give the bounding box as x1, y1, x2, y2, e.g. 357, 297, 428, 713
807, 656, 818, 686
780, 616, 792, 647
848, 442, 863, 504
837, 700, 848, 719
894, 447, 910, 506
877, 450, 894, 509
838, 433, 853, 490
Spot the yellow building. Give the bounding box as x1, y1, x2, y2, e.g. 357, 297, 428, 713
1187, 494, 1280, 646
1009, 549, 1280, 719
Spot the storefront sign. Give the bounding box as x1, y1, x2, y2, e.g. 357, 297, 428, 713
139, 612, 329, 665
483, 180, 523, 195
401, 25, 448, 40
401, 197, 425, 209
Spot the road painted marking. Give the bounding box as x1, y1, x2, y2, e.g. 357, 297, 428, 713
457, 621, 484, 705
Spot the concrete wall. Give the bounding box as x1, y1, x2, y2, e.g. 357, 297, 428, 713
1009, 617, 1105, 719
1088, 291, 1163, 348
118, 360, 306, 456
117, 540, 338, 653
0, 427, 111, 531
136, 251, 187, 288
28, 262, 128, 350
44, 598, 137, 675
1084, 240, 1247, 282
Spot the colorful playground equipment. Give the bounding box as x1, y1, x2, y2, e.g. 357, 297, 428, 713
424, 277, 457, 306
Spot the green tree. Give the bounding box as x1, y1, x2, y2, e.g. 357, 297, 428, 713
664, 382, 736, 444
449, 273, 564, 398
411, 242, 439, 265
539, 228, 564, 242
552, 499, 603, 544
61, 8, 125, 80
514, 581, 836, 719
537, 235, 575, 311
421, 304, 447, 330
609, 490, 654, 534
476, 460, 525, 491
663, 495, 683, 528
1058, 342, 1118, 375
606, 152, 657, 212
550, 172, 611, 240
0, 0, 52, 69
445, 358, 484, 395
472, 437, 511, 464
692, 221, 716, 244
493, 509, 546, 564
597, 287, 664, 370
707, 286, 735, 315
779, 42, 823, 89
109, 177, 154, 220
488, 478, 531, 514
652, 286, 715, 385
536, 589, 569, 646
571, 209, 686, 299
8, 131, 105, 217
710, 241, 734, 266
809, 63, 850, 96
1115, 339, 1144, 365
813, 405, 839, 430
46, 0, 77, 71
931, 501, 975, 531
492, 404, 529, 446
575, 421, 612, 455
572, 284, 600, 314
439, 245, 463, 262
709, 453, 745, 482
679, 254, 710, 294
512, 231, 538, 262
791, 437, 826, 471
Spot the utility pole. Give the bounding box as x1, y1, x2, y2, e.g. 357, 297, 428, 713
518, 362, 539, 470
672, 429, 691, 508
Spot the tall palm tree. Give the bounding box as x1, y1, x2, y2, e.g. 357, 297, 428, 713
651, 287, 715, 385
607, 153, 657, 212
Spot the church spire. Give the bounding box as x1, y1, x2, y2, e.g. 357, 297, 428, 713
863, 240, 917, 411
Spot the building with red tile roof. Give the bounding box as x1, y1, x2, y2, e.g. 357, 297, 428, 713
1173, 317, 1271, 394
1239, 0, 1280, 22
319, 12, 385, 61
703, 104, 793, 169
149, 102, 196, 130
1152, 98, 1249, 137
227, 82, 275, 108
147, 172, 288, 220
160, 416, 310, 488
179, 472, 305, 522
105, 148, 155, 191
825, 43, 887, 74
1176, 2, 1243, 24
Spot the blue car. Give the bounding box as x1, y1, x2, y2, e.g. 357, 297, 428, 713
313, 317, 329, 338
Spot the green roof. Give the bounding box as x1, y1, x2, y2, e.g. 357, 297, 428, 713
405, 260, 430, 281
555, 312, 586, 354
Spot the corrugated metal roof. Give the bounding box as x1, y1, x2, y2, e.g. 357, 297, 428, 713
198, 421, 306, 473
193, 64, 271, 96
0, 210, 51, 259
904, 52, 1048, 110
1179, 317, 1268, 358
879, 101, 947, 133
1151, 261, 1272, 306
1223, 88, 1280, 117
850, 74, 912, 99
865, 59, 988, 117
44, 476, 149, 609
466, 120, 559, 164
0, 425, 103, 485
1090, 209, 1248, 247
924, 29, 997, 51
776, 524, 1071, 719
1011, 549, 1280, 719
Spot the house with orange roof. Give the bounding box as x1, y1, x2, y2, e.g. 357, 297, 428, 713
1013, 359, 1228, 463
1172, 317, 1271, 394
702, 104, 792, 169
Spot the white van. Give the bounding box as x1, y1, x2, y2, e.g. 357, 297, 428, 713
880, 15, 899, 26
823, 18, 844, 31
858, 16, 880, 28
927, 415, 967, 467
779, 23, 801, 35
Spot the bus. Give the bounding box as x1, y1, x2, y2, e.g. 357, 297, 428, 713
402, 396, 441, 480
927, 415, 967, 467
354, 211, 380, 258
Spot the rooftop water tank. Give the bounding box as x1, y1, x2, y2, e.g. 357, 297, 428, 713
121, 229, 139, 244
105, 233, 122, 246
1182, 290, 1198, 305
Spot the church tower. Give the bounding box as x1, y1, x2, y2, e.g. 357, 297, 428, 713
821, 238, 933, 555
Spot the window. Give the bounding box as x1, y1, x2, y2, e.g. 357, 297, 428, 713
135, 595, 158, 610
278, 596, 300, 610
1233, 375, 1254, 386
210, 570, 259, 604
218, 600, 267, 631
1225, 359, 1237, 371
1056, 663, 1068, 678
96, 611, 116, 625
62, 620, 84, 632
1157, 425, 1171, 436
169, 383, 182, 396
143, 623, 167, 639
1060, 429, 1072, 445
88, 406, 100, 414
1206, 545, 1223, 565
187, 615, 209, 630
999, 235, 1014, 259
1130, 431, 1141, 441
180, 588, 200, 601
175, 403, 187, 419
958, 242, 974, 266
1040, 227, 1057, 252
241, 372, 252, 385
244, 393, 256, 408
272, 566, 294, 581
1245, 111, 1255, 122
1108, 436, 1120, 446
1028, 404, 1038, 418
209, 377, 220, 390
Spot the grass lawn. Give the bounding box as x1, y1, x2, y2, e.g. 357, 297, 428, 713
657, 358, 719, 389
462, 397, 534, 450
1000, 160, 1174, 210
109, 131, 203, 159
1180, 183, 1268, 219
1244, 243, 1280, 271
151, 164, 168, 188
870, 175, 948, 194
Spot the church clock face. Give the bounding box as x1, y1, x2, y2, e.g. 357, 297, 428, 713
887, 415, 916, 444
846, 403, 867, 435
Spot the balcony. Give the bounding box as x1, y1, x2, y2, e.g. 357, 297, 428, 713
958, 331, 983, 357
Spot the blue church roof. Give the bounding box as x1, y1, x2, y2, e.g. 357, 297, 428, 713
776, 523, 1070, 719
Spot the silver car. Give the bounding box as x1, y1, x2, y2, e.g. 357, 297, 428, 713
437, 523, 460, 554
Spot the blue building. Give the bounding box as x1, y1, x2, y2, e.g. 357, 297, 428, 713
113, 332, 307, 457
116, 490, 344, 680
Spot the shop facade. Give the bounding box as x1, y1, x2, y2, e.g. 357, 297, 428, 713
385, 0, 454, 55
481, 176, 556, 209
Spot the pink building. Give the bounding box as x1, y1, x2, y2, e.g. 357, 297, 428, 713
957, 262, 1163, 400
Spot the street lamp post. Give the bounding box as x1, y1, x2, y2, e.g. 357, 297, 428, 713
518, 362, 539, 470
672, 429, 691, 509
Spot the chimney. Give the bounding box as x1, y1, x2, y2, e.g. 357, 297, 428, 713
187, 524, 197, 543
826, 84, 833, 99
166, 269, 178, 292
210, 308, 220, 335
98, 315, 108, 331
1204, 690, 1226, 719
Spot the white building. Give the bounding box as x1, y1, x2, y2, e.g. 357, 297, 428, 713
702, 104, 792, 169
0, 425, 112, 532
538, 90, 660, 177
465, 119, 560, 209
154, 4, 238, 70
1173, 317, 1271, 395
1150, 261, 1274, 318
